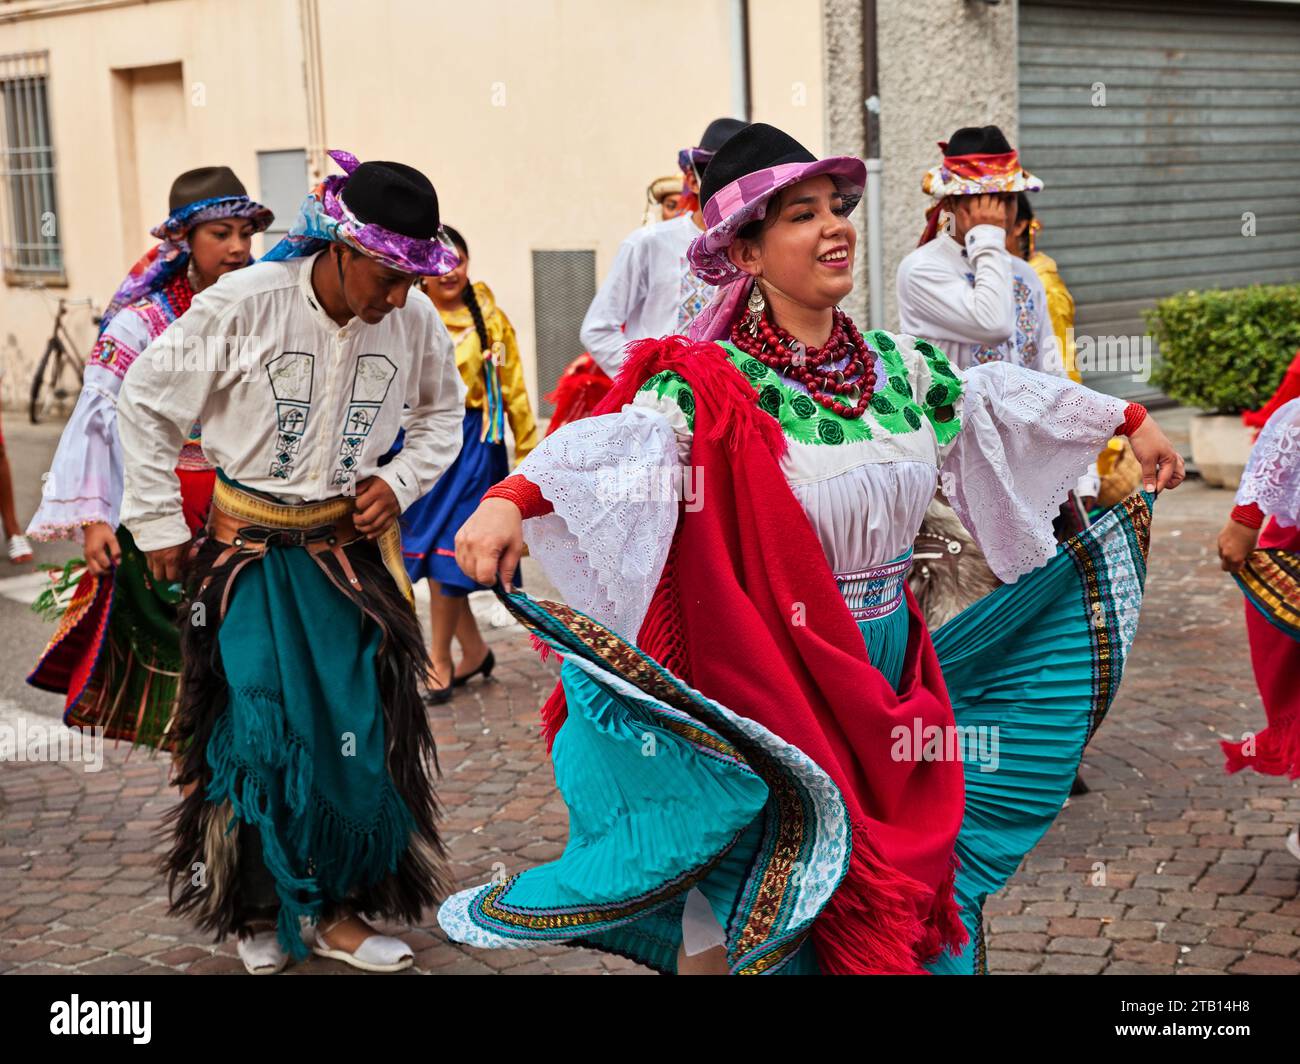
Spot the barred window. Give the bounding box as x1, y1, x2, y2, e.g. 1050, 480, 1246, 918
0, 51, 62, 282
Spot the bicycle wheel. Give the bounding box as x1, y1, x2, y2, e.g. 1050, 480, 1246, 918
28, 339, 58, 424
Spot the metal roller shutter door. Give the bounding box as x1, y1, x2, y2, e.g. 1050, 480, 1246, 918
1019, 0, 1300, 400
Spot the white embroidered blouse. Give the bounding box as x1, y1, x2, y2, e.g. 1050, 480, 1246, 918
515, 332, 1127, 643
1236, 397, 1300, 528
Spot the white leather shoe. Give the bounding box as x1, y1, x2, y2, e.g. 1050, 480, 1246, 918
312, 918, 414, 973
1286, 828, 1300, 863
237, 929, 290, 975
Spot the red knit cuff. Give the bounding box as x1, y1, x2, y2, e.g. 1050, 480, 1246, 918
484, 474, 553, 518
1231, 503, 1265, 530
1118, 403, 1147, 436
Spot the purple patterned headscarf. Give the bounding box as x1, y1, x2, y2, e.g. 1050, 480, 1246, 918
262, 150, 460, 276
100, 194, 273, 333
686, 156, 866, 341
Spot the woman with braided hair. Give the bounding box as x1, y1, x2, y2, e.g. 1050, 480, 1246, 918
407, 225, 538, 702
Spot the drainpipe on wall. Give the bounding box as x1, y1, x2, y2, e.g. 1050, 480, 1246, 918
299, 0, 328, 181
862, 0, 883, 329
731, 0, 752, 121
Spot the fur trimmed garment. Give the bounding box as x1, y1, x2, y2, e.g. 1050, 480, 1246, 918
161, 531, 447, 958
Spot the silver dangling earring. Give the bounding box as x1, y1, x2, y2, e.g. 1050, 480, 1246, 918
745, 282, 766, 337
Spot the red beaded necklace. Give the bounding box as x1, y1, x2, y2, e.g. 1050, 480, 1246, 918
729, 306, 877, 419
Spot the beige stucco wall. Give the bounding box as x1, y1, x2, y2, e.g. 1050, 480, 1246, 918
823, 0, 1018, 328
0, 0, 308, 406
0, 0, 824, 411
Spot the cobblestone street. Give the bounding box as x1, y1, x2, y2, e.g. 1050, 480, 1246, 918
1, 476, 1297, 975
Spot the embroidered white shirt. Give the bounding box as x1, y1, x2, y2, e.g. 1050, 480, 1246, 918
580, 213, 713, 376
118, 253, 466, 552
897, 224, 1100, 498
896, 225, 1059, 374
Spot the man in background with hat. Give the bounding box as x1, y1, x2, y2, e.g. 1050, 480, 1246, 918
580, 116, 747, 376
117, 151, 465, 974
896, 124, 1060, 375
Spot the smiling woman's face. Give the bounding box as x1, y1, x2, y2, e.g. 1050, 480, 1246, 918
725, 175, 856, 312
188, 218, 256, 285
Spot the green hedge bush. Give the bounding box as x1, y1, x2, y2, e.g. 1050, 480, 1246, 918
1146, 284, 1300, 413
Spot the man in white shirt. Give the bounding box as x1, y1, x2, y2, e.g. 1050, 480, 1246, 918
118, 153, 464, 975
580, 117, 747, 376
896, 125, 1058, 374
897, 125, 1099, 505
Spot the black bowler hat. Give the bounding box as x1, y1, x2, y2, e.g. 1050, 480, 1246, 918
679, 116, 750, 172
341, 160, 440, 240
699, 116, 749, 153
941, 125, 1013, 156
168, 166, 250, 212
700, 122, 820, 209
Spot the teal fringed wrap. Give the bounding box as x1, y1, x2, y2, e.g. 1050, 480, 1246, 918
210, 545, 418, 959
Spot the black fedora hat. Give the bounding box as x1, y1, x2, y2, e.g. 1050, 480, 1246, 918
689, 123, 865, 283
699, 116, 749, 153
941, 125, 1013, 156
341, 160, 440, 240
699, 122, 819, 209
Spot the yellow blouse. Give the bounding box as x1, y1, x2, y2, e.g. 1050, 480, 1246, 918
1029, 251, 1081, 384
430, 280, 539, 464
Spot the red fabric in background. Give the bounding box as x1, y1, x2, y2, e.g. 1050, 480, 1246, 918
1243, 350, 1300, 432
543, 354, 613, 436
1223, 519, 1300, 778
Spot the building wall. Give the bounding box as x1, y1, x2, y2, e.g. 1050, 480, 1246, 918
823, 0, 1019, 328
0, 0, 309, 405
0, 0, 825, 410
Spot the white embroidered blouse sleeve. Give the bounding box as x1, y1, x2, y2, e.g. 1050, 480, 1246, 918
580, 232, 645, 377
376, 313, 466, 512
897, 225, 1015, 346
26, 312, 152, 543
1236, 396, 1300, 528
515, 399, 683, 642
118, 292, 240, 552
938, 361, 1127, 582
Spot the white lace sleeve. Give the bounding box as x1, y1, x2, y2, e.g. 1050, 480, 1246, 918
25, 364, 125, 542
939, 362, 1127, 581
1236, 396, 1300, 527
517, 404, 682, 642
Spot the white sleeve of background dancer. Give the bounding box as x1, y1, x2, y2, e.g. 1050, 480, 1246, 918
1236, 396, 1300, 528
118, 302, 233, 552
580, 235, 643, 377
377, 316, 465, 512
938, 362, 1126, 582
516, 404, 681, 643
897, 225, 1015, 346
27, 311, 155, 542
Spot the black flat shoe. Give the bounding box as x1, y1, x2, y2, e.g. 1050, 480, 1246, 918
452, 648, 495, 687
424, 681, 454, 705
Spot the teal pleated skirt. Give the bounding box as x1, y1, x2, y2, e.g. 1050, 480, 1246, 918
438, 494, 1154, 974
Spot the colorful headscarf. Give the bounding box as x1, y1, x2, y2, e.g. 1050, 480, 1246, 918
686, 156, 866, 342
918, 145, 1042, 245
262, 150, 460, 276
101, 194, 273, 332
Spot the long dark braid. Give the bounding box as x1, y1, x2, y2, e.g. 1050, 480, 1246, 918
443, 225, 490, 355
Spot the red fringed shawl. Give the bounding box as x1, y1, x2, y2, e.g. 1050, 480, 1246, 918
537, 336, 967, 973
